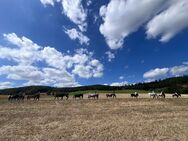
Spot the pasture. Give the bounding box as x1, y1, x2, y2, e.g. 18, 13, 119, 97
0, 94, 188, 141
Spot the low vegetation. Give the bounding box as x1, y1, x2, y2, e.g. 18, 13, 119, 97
0, 95, 188, 140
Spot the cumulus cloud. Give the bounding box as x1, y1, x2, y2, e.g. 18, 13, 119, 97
105, 51, 115, 62
64, 28, 89, 45
143, 63, 188, 80
0, 65, 43, 81
2, 33, 41, 65
170, 65, 188, 76
40, 0, 89, 44
0, 33, 103, 87
0, 82, 13, 89
99, 0, 167, 49
143, 68, 169, 79
61, 0, 87, 32
110, 81, 128, 86
99, 0, 188, 49
146, 0, 188, 42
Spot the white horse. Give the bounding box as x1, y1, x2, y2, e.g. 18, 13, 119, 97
148, 91, 158, 99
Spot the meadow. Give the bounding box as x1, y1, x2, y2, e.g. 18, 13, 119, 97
0, 94, 188, 141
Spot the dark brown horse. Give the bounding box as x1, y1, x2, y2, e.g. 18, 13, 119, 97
73, 93, 83, 99
53, 92, 69, 100
106, 93, 116, 98
8, 94, 25, 101
27, 92, 40, 100
88, 93, 99, 99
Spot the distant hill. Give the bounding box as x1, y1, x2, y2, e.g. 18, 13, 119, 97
0, 76, 188, 95
126, 76, 188, 93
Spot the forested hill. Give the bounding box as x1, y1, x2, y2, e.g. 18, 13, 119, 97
0, 76, 188, 95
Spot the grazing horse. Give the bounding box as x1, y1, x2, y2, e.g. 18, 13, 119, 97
172, 93, 181, 98
130, 92, 139, 98
106, 93, 116, 98
53, 92, 69, 100
27, 92, 40, 100
88, 93, 99, 99
158, 92, 165, 98
148, 91, 158, 99
8, 94, 25, 101
73, 93, 83, 99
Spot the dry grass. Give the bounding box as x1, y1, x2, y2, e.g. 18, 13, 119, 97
0, 94, 188, 141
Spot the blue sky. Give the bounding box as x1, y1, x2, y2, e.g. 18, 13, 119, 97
0, 0, 188, 88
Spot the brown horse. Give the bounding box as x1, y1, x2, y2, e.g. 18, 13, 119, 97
8, 94, 25, 101
73, 93, 83, 99
27, 92, 40, 100
106, 93, 116, 98
88, 93, 99, 99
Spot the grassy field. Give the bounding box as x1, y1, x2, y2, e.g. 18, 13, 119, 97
0, 95, 188, 141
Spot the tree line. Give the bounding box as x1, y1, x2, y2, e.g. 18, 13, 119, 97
0, 76, 188, 95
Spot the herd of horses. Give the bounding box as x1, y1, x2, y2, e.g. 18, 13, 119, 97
147, 91, 181, 98
8, 92, 40, 101
7, 91, 182, 101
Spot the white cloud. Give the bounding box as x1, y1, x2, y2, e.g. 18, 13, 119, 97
40, 0, 89, 45
40, 0, 87, 32
146, 0, 188, 42
0, 82, 13, 89
99, 0, 167, 49
23, 67, 78, 87
1, 33, 41, 65
40, 0, 60, 6
170, 65, 188, 76
110, 81, 128, 86
143, 68, 169, 79
119, 76, 124, 80
105, 51, 115, 62
61, 0, 87, 32
144, 79, 155, 83
72, 65, 92, 78
64, 28, 89, 45
89, 59, 103, 78
0, 65, 43, 81
86, 0, 92, 6
183, 62, 188, 65
143, 63, 188, 80
0, 33, 103, 87
99, 0, 188, 49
